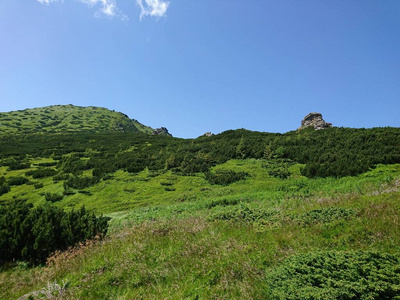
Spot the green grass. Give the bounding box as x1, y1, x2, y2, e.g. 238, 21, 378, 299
1, 158, 400, 298
2, 158, 398, 215
1, 189, 400, 299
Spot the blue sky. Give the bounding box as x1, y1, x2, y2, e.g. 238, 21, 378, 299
0, 0, 399, 138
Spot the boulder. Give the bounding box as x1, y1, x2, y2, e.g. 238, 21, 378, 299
299, 112, 332, 130
152, 127, 172, 137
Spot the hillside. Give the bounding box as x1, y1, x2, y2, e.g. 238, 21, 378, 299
0, 105, 153, 134
0, 110, 400, 299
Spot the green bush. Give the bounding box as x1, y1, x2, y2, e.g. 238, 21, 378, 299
296, 207, 356, 225
53, 173, 71, 182
45, 193, 63, 203
265, 251, 400, 299
0, 184, 10, 196
205, 170, 248, 186
37, 162, 57, 167
33, 183, 44, 189
65, 176, 99, 190
26, 168, 57, 179
205, 198, 242, 209
8, 176, 29, 186
7, 162, 30, 171
268, 167, 291, 179
208, 204, 279, 223
0, 200, 110, 265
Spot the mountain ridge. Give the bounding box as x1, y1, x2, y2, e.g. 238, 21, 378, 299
0, 104, 155, 135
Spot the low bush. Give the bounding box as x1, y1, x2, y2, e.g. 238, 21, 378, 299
7, 162, 30, 171
8, 176, 29, 186
296, 207, 357, 225
268, 167, 291, 179
208, 204, 279, 223
53, 173, 71, 182
37, 162, 57, 167
33, 183, 44, 189
45, 193, 63, 203
0, 184, 10, 196
65, 176, 99, 190
205, 170, 248, 186
266, 251, 400, 299
0, 200, 110, 265
26, 168, 57, 179
205, 198, 243, 209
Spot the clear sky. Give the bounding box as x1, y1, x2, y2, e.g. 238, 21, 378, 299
0, 0, 399, 138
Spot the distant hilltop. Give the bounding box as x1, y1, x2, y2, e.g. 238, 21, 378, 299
299, 112, 332, 130
0, 105, 172, 136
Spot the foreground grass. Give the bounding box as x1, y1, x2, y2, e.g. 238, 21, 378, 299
1, 176, 400, 299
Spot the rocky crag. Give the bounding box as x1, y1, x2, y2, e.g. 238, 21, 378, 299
152, 127, 172, 137
299, 112, 332, 130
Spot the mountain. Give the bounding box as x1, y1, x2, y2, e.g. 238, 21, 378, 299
1, 106, 400, 299
0, 104, 154, 134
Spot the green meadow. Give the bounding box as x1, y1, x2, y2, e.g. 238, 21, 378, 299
1, 106, 400, 299
1, 157, 400, 299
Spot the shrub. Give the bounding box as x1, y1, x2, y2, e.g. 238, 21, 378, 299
205, 170, 248, 186
205, 198, 242, 209
65, 176, 99, 190
45, 193, 63, 203
26, 168, 57, 179
0, 184, 10, 196
34, 183, 44, 189
208, 204, 279, 223
296, 207, 356, 226
8, 176, 29, 186
53, 173, 71, 182
7, 162, 30, 171
37, 162, 57, 167
0, 200, 110, 264
268, 167, 291, 179
265, 251, 400, 299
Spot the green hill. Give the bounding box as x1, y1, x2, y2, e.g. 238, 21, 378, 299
0, 104, 153, 134
0, 108, 400, 299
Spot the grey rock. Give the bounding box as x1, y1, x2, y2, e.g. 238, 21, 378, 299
299, 112, 332, 130
152, 127, 172, 137
203, 132, 214, 137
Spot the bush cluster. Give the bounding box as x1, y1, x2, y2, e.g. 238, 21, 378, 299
45, 193, 63, 202
296, 207, 357, 225
205, 170, 248, 185
7, 176, 29, 186
25, 168, 57, 179
266, 251, 400, 299
0, 127, 399, 179
0, 200, 110, 265
64, 175, 100, 190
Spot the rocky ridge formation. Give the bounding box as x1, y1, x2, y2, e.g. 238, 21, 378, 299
152, 127, 172, 137
202, 132, 214, 137
299, 112, 332, 130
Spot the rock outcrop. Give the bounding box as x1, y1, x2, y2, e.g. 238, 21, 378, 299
299, 112, 332, 130
202, 132, 214, 137
152, 127, 172, 137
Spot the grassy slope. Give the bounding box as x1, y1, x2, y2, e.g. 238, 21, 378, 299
1, 159, 400, 299
0, 105, 153, 134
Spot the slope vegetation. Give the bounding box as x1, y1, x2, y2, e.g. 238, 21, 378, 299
0, 110, 400, 298
0, 105, 153, 134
